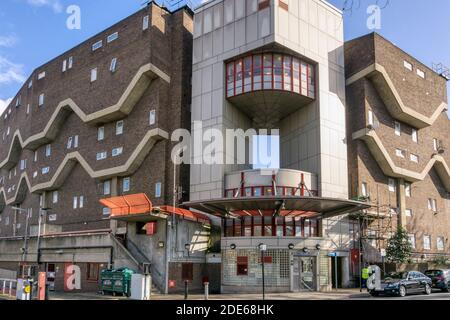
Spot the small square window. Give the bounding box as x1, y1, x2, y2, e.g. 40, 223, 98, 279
405, 209, 412, 217
143, 15, 149, 30
155, 182, 162, 198
103, 208, 111, 216
410, 154, 419, 163
112, 147, 123, 157
107, 32, 119, 43
98, 127, 105, 141
91, 68, 98, 82
395, 149, 405, 158
123, 177, 130, 192
41, 167, 50, 175
103, 180, 111, 195
403, 61, 413, 71
96, 151, 107, 161
52, 191, 59, 204
394, 121, 401, 136
110, 58, 117, 73
417, 69, 425, 79
149, 110, 156, 125
38, 71, 46, 80
116, 120, 124, 135
92, 40, 103, 51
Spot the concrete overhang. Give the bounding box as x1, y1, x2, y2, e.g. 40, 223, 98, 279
183, 196, 370, 220
346, 63, 448, 129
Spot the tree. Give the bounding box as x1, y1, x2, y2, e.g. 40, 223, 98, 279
386, 228, 413, 263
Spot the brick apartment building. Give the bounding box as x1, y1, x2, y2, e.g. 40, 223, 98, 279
345, 33, 450, 269
0, 0, 448, 296
0, 3, 218, 294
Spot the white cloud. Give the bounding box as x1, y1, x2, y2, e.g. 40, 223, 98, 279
0, 34, 18, 48
26, 0, 63, 13
0, 97, 12, 117
0, 56, 26, 85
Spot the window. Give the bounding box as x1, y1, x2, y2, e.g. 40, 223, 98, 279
26, 104, 30, 115
15, 96, 21, 107
410, 154, 419, 163
38, 71, 46, 80
388, 178, 396, 193
103, 180, 111, 195
110, 58, 117, 73
143, 15, 149, 30
404, 61, 413, 71
79, 196, 84, 208
73, 196, 78, 209
87, 263, 100, 282
155, 182, 162, 198
62, 59, 67, 72
428, 198, 437, 212
433, 138, 439, 152
361, 182, 369, 197
408, 234, 416, 249
107, 32, 118, 43
417, 69, 425, 79
368, 110, 374, 126
394, 121, 401, 136
405, 209, 412, 217
97, 127, 105, 141
395, 149, 405, 158
73, 135, 79, 148
123, 177, 130, 192
96, 151, 107, 161
412, 129, 418, 143
41, 167, 50, 175
149, 110, 156, 125
405, 182, 412, 197
48, 214, 57, 222
68, 56, 73, 69
20, 159, 27, 171
236, 257, 248, 276
28, 80, 33, 89
92, 40, 103, 51
112, 147, 123, 157
437, 237, 445, 251
423, 235, 431, 250
103, 207, 111, 216
45, 144, 51, 157
52, 191, 58, 204
38, 93, 45, 107
91, 68, 97, 82
116, 120, 124, 135
34, 151, 38, 162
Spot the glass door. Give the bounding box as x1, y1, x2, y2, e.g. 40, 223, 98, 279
299, 257, 316, 291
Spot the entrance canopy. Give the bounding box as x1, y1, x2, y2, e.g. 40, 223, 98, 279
100, 194, 210, 225
183, 196, 370, 219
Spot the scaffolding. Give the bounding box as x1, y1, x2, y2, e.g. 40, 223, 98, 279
432, 62, 450, 81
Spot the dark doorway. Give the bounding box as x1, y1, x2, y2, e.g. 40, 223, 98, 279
331, 257, 343, 288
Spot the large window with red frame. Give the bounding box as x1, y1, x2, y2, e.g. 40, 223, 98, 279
223, 216, 320, 238
226, 53, 315, 99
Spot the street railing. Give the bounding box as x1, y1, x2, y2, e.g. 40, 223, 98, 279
0, 279, 17, 298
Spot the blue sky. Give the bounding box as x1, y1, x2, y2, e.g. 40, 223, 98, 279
0, 0, 449, 115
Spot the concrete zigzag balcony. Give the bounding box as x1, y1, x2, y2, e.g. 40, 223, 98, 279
0, 128, 168, 208
346, 63, 448, 129
226, 53, 316, 127
353, 128, 450, 191
0, 63, 170, 170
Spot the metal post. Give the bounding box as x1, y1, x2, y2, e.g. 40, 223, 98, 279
261, 250, 265, 300
184, 280, 189, 300
359, 217, 363, 293
9, 281, 12, 297
2, 280, 5, 294
204, 282, 209, 300
37, 209, 43, 264
22, 209, 31, 263
334, 255, 338, 290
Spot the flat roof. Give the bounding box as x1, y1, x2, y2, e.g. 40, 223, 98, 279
183, 196, 370, 219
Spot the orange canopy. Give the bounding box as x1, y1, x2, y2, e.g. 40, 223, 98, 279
159, 206, 210, 225
99, 193, 153, 217
99, 194, 210, 225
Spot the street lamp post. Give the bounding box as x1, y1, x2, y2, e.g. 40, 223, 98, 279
258, 243, 267, 300
36, 208, 51, 265
12, 206, 32, 275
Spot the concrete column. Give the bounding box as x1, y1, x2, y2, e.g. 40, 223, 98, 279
396, 178, 407, 229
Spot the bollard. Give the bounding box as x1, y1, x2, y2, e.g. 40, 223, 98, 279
184, 280, 189, 300
204, 282, 209, 300
9, 281, 13, 297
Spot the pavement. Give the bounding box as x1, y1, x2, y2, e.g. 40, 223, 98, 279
2, 288, 449, 301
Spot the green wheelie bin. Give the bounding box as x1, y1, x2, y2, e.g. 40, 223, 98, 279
100, 268, 135, 297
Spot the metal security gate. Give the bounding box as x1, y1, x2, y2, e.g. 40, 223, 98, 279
292, 256, 317, 292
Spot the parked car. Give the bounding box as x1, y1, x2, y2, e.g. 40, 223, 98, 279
424, 269, 450, 292
369, 271, 432, 297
